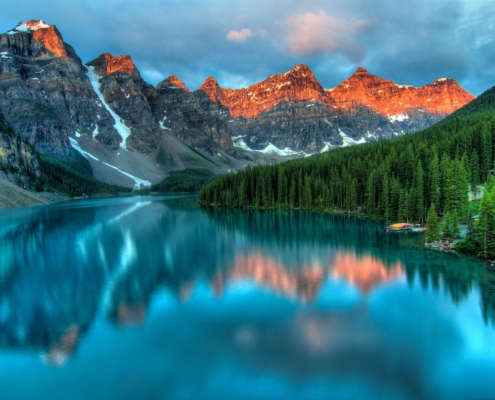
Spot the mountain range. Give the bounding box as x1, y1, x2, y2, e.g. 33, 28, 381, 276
0, 20, 475, 189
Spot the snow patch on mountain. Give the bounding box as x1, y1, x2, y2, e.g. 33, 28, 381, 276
320, 142, 334, 153
86, 65, 132, 149
232, 135, 305, 156
388, 114, 409, 122
260, 143, 305, 156
69, 137, 99, 161
102, 162, 151, 188
159, 116, 170, 130
339, 129, 367, 147
70, 135, 150, 188
7, 20, 51, 34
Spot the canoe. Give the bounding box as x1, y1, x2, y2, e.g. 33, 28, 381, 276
388, 223, 410, 229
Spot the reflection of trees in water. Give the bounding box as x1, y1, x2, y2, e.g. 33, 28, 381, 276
202, 207, 416, 266
480, 269, 495, 326
202, 207, 495, 326
1, 199, 494, 365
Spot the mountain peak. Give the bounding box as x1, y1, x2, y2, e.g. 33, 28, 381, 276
6, 20, 51, 34
283, 64, 315, 80
103, 53, 137, 75
200, 76, 219, 88
4, 20, 68, 59
87, 53, 138, 76
432, 77, 454, 85
288, 64, 311, 73
350, 66, 373, 78
163, 75, 190, 92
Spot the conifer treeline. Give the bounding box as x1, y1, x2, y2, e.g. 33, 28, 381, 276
199, 86, 495, 224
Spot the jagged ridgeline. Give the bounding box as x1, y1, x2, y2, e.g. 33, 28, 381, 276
199, 85, 495, 223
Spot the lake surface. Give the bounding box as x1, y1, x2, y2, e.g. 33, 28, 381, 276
0, 195, 494, 400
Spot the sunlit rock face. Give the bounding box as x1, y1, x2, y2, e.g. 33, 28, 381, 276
330, 67, 475, 117
196, 65, 474, 153
199, 64, 335, 119
88, 53, 138, 76
199, 65, 473, 121
166, 75, 190, 92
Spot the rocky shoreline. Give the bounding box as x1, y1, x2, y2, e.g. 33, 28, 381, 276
424, 239, 460, 252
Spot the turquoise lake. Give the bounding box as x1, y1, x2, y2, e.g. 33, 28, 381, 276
0, 195, 494, 400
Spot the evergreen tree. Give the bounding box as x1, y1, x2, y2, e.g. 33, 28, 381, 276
470, 149, 480, 199
429, 152, 440, 209
478, 187, 495, 259
414, 162, 425, 222
442, 211, 455, 239
426, 203, 441, 243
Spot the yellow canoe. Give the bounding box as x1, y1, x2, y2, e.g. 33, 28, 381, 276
389, 223, 410, 229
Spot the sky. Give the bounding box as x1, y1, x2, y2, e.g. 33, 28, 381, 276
1, 0, 494, 95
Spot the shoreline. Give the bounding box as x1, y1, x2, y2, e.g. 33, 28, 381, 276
0, 179, 67, 210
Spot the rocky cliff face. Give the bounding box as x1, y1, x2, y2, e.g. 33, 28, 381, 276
149, 75, 234, 155
86, 53, 165, 154
196, 65, 475, 154
0, 21, 237, 188
0, 20, 120, 162
329, 67, 474, 116
199, 64, 335, 119
85, 53, 235, 173
0, 19, 477, 188
0, 110, 42, 189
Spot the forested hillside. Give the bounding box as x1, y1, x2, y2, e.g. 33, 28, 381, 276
199, 85, 495, 227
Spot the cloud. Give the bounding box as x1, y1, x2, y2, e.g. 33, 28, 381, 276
226, 28, 267, 43
226, 28, 255, 42
0, 0, 493, 95
284, 10, 377, 61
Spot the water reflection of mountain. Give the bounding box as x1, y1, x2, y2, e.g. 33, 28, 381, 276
0, 205, 101, 364
1, 197, 494, 366
0, 196, 237, 362
216, 252, 404, 302
203, 208, 495, 325
332, 253, 403, 294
